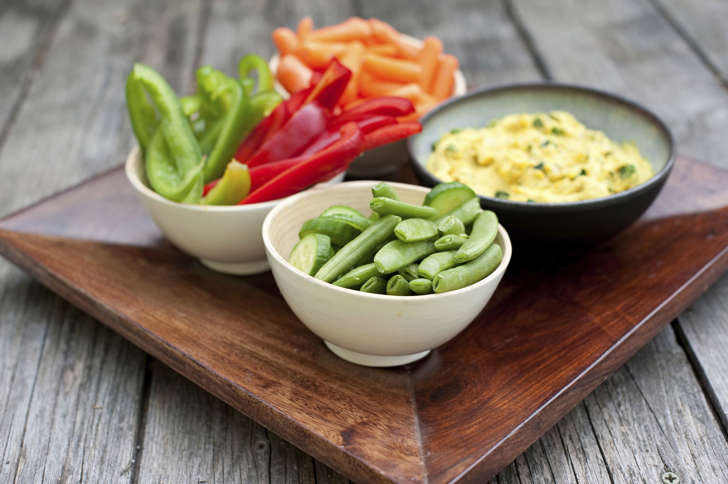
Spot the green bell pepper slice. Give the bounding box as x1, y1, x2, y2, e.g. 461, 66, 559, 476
201, 160, 251, 205
238, 54, 274, 95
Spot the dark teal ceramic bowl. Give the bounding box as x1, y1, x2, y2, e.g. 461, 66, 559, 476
408, 83, 675, 243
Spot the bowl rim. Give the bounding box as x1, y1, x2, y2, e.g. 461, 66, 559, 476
125, 146, 302, 212
407, 81, 676, 213
261, 180, 512, 301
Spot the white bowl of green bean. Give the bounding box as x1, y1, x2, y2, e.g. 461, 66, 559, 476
262, 180, 512, 367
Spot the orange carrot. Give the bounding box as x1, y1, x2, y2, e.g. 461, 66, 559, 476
367, 44, 399, 56
358, 71, 404, 98
388, 83, 425, 103
368, 19, 420, 59
297, 16, 313, 39
272, 27, 299, 56
369, 19, 398, 43
418, 36, 443, 93
362, 53, 421, 83
276, 54, 313, 93
393, 34, 421, 60
431, 53, 458, 99
308, 17, 371, 43
338, 41, 366, 104
295, 41, 347, 69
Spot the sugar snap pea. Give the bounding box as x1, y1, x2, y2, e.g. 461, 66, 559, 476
409, 278, 433, 294
314, 214, 401, 282
437, 197, 482, 225
434, 234, 468, 251
386, 274, 411, 295
398, 263, 419, 281
418, 250, 458, 279
394, 218, 438, 242
454, 210, 498, 263
360, 276, 386, 294
437, 215, 465, 235
332, 263, 380, 289
370, 197, 437, 219
374, 240, 437, 274
433, 243, 503, 293
371, 182, 399, 200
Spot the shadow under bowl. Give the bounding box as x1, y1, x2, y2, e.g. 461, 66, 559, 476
408, 83, 675, 244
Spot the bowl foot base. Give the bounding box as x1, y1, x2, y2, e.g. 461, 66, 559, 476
199, 258, 269, 275
324, 341, 430, 367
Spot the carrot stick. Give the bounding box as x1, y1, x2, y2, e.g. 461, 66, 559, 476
297, 17, 313, 39
272, 27, 299, 56
295, 40, 347, 69
368, 19, 420, 59
358, 72, 405, 98
362, 53, 421, 83
276, 54, 313, 93
308, 17, 371, 43
388, 83, 425, 103
418, 36, 443, 93
431, 53, 458, 99
367, 44, 399, 56
393, 34, 422, 60
338, 41, 366, 104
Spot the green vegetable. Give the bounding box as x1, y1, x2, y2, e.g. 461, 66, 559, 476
314, 215, 401, 282
551, 127, 565, 135
534, 162, 545, 170
494, 191, 510, 199
579, 168, 587, 176
454, 210, 498, 263
145, 128, 204, 203
370, 197, 437, 219
409, 278, 433, 294
320, 205, 371, 231
445, 144, 457, 153
386, 274, 411, 296
299, 216, 362, 246
371, 182, 399, 200
541, 139, 550, 147
374, 239, 437, 274
418, 251, 457, 279
533, 118, 544, 128
433, 243, 503, 293
332, 263, 380, 289
438, 197, 481, 225
398, 263, 419, 281
360, 276, 386, 294
289, 233, 334, 275
424, 182, 477, 217
434, 234, 468, 251
394, 218, 438, 242
237, 54, 274, 94
437, 215, 465, 235
201, 160, 250, 205
618, 164, 636, 178
449, 128, 462, 134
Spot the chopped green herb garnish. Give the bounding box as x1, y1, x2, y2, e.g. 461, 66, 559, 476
431, 141, 438, 151
541, 139, 551, 147
551, 127, 565, 135
526, 144, 533, 152
579, 168, 587, 176
487, 120, 498, 128
534, 162, 545, 170
549, 113, 559, 121
618, 164, 636, 178
604, 151, 612, 157
494, 190, 510, 199
449, 128, 462, 134
527, 199, 535, 203
445, 144, 457, 153
533, 118, 544, 128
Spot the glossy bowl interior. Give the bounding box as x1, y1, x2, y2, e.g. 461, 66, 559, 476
408, 83, 675, 243
125, 148, 344, 275
262, 181, 511, 367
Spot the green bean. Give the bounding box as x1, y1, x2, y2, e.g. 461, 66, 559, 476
437, 197, 481, 224
409, 278, 433, 294
386, 274, 411, 295
315, 214, 401, 282
433, 243, 503, 293
437, 215, 465, 235
370, 197, 437, 219
398, 263, 419, 281
374, 240, 437, 274
371, 182, 399, 200
434, 234, 468, 251
332, 263, 380, 289
454, 210, 498, 263
360, 276, 386, 294
418, 250, 458, 279
394, 218, 438, 242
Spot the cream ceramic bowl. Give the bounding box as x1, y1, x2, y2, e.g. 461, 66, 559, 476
268, 36, 467, 178
125, 147, 344, 275
262, 181, 512, 367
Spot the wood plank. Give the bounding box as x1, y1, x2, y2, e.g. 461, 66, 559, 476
0, 0, 202, 481
505, 0, 728, 481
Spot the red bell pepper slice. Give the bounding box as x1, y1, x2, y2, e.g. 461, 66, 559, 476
241, 122, 363, 204
334, 96, 414, 124
248, 156, 302, 191
300, 115, 396, 157
203, 178, 219, 196
362, 122, 422, 151
246, 101, 327, 168
234, 102, 284, 162
303, 58, 352, 110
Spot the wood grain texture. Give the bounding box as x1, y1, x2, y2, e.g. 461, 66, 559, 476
0, 157, 725, 483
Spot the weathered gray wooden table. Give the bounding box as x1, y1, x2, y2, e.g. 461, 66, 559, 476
2, 0, 727, 482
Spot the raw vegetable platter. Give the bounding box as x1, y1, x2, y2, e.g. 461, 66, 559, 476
1, 156, 726, 483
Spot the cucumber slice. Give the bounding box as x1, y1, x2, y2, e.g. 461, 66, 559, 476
289, 233, 334, 275
320, 205, 371, 231
299, 216, 362, 246
424, 182, 477, 216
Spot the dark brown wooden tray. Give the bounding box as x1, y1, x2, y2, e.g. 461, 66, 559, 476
0, 157, 726, 483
